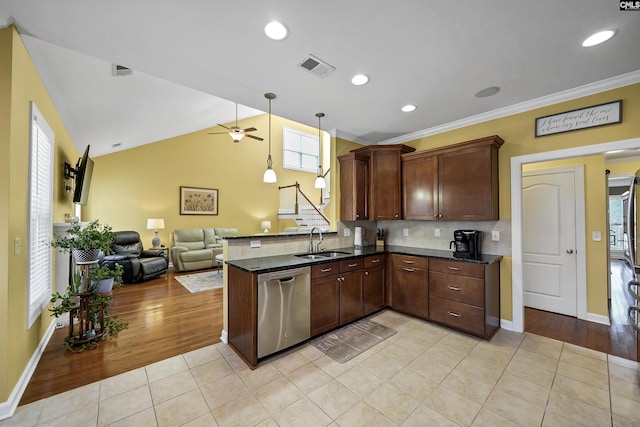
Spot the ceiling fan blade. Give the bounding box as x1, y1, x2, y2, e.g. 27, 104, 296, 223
243, 127, 257, 132
216, 123, 231, 130
246, 134, 264, 141
208, 131, 229, 135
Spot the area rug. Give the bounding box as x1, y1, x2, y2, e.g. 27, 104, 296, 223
310, 319, 396, 363
175, 270, 223, 293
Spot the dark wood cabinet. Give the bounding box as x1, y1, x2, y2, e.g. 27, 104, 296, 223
428, 258, 500, 338
402, 135, 503, 221
228, 265, 258, 367
339, 259, 364, 325
364, 254, 386, 315
390, 254, 428, 319
338, 152, 369, 221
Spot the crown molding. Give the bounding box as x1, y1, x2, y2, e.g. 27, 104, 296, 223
378, 70, 640, 146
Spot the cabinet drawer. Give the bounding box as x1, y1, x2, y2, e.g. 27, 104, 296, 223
390, 254, 428, 270
340, 258, 363, 272
429, 259, 484, 279
429, 296, 485, 336
311, 261, 340, 278
364, 254, 386, 269
430, 271, 484, 307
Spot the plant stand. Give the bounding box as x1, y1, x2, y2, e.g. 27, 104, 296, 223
67, 261, 106, 346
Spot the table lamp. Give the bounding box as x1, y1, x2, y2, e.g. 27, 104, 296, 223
147, 218, 165, 247
261, 220, 272, 233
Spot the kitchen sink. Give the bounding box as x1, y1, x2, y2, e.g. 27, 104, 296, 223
295, 251, 351, 260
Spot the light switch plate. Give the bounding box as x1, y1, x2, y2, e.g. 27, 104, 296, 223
592, 231, 602, 241
492, 231, 500, 241
403, 228, 409, 237
434, 228, 440, 237
14, 237, 21, 255
250, 240, 261, 248
343, 228, 351, 237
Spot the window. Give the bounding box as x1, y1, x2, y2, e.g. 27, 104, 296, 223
282, 127, 319, 173
609, 195, 624, 251
27, 102, 54, 328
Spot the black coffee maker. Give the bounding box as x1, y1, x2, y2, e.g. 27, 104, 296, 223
450, 230, 481, 259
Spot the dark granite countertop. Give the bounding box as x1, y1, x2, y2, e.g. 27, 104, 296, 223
226, 245, 502, 274
222, 231, 338, 240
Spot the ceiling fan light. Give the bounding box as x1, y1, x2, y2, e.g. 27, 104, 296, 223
582, 30, 616, 47
229, 131, 244, 142
265, 21, 289, 41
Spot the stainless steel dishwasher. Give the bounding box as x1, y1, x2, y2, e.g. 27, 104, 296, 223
257, 266, 311, 358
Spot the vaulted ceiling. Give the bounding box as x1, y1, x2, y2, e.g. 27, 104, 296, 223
1, 0, 639, 157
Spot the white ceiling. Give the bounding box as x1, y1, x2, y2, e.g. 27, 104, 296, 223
1, 0, 639, 157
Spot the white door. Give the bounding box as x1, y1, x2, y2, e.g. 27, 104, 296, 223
523, 168, 578, 316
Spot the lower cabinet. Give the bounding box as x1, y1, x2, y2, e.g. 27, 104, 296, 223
390, 254, 429, 319
428, 258, 500, 338
339, 259, 364, 325
364, 254, 386, 315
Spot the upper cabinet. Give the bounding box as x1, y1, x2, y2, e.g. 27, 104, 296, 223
339, 145, 415, 221
338, 152, 369, 221
402, 136, 503, 221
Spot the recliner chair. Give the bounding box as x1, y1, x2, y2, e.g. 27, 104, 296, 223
101, 231, 168, 283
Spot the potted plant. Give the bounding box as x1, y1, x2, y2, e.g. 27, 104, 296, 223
88, 263, 124, 294
51, 219, 116, 263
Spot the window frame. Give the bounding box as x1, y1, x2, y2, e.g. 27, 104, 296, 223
282, 126, 320, 174
27, 102, 54, 328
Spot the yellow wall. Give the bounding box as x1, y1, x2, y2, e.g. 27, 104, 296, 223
398, 83, 640, 320
85, 115, 329, 244
0, 26, 79, 402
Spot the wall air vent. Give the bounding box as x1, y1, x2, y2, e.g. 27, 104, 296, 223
297, 54, 335, 78
112, 64, 133, 77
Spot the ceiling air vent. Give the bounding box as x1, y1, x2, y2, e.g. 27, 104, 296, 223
297, 54, 335, 78
112, 64, 133, 77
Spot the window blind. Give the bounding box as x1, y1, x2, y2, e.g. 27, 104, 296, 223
27, 102, 54, 328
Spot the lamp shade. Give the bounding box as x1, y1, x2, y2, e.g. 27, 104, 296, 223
315, 175, 326, 189
263, 167, 277, 183
261, 221, 272, 233
147, 218, 165, 230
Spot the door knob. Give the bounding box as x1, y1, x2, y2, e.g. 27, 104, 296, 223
566, 249, 574, 254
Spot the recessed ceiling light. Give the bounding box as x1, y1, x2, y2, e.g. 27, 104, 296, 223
264, 21, 289, 41
474, 86, 500, 98
351, 74, 369, 86
401, 104, 417, 113
582, 30, 617, 47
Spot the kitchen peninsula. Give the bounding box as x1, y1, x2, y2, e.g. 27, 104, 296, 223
226, 241, 501, 368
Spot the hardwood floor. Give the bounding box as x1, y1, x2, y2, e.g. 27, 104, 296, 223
19, 268, 223, 406
525, 259, 638, 361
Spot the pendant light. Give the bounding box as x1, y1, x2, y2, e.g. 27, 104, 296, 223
263, 93, 277, 183
314, 112, 326, 189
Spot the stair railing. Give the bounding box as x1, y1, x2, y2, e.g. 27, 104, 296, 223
278, 181, 330, 227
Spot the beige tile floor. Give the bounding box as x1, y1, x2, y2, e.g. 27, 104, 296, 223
3, 310, 640, 427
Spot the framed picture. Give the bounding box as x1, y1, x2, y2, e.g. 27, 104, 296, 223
180, 186, 218, 215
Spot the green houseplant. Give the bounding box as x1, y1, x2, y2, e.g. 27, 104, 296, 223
51, 219, 116, 263
88, 263, 124, 294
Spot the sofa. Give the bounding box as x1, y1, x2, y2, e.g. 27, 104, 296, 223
171, 227, 238, 272
100, 231, 169, 283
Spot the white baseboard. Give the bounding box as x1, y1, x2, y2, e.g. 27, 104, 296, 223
585, 312, 611, 326
220, 329, 228, 344
0, 319, 56, 421
500, 319, 518, 332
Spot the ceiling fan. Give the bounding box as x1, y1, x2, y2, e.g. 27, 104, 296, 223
209, 102, 263, 143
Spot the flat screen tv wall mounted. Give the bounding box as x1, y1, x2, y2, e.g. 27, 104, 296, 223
64, 145, 94, 206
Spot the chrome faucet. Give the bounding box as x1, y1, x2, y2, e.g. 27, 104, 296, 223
309, 227, 323, 253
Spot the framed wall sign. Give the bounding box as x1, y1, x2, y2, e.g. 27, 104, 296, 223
180, 186, 218, 215
535, 100, 622, 137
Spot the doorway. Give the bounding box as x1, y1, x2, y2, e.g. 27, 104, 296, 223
510, 137, 640, 333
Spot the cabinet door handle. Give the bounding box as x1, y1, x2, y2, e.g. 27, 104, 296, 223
364, 271, 369, 276
438, 214, 443, 218
447, 311, 462, 317
348, 263, 358, 268
403, 267, 415, 272
321, 268, 333, 273
403, 260, 415, 264
447, 266, 461, 271
447, 286, 462, 291
395, 214, 399, 218
371, 259, 381, 263
434, 214, 438, 218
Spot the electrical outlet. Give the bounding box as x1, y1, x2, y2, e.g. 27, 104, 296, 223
14, 237, 21, 255
434, 228, 440, 237
343, 228, 351, 237
250, 240, 261, 248
492, 231, 500, 241
592, 231, 602, 241
403, 228, 409, 237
